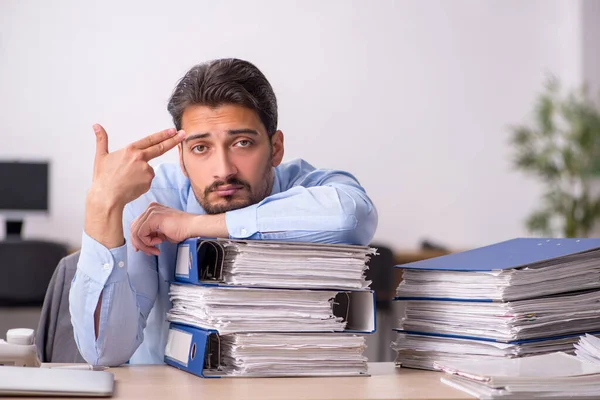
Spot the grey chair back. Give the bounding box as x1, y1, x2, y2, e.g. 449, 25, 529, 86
35, 251, 85, 363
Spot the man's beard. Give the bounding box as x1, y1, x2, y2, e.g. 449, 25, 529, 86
194, 161, 273, 215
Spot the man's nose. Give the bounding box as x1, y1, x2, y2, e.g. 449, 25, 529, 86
213, 149, 238, 181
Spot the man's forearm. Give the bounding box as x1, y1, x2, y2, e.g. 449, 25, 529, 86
223, 184, 378, 245
85, 188, 125, 249
190, 213, 229, 238
84, 188, 125, 339
71, 230, 153, 365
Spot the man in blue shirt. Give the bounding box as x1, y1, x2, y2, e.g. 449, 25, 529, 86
69, 58, 378, 366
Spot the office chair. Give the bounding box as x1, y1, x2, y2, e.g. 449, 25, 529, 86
36, 251, 85, 363
0, 240, 68, 306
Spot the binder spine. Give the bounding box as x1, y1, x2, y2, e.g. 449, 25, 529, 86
174, 239, 225, 285
164, 324, 221, 378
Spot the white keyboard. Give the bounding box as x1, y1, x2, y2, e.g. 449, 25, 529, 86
0, 366, 114, 397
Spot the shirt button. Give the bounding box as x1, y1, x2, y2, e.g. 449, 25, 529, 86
240, 229, 247, 236
102, 263, 110, 271
118, 261, 125, 268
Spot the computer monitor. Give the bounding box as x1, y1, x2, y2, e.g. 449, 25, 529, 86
0, 161, 49, 239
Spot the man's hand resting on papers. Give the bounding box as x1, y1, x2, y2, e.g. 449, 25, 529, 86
85, 125, 186, 249
129, 202, 229, 256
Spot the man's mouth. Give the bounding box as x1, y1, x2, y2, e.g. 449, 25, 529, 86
213, 185, 244, 197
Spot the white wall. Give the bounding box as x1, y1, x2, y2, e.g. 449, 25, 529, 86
0, 0, 588, 250
582, 0, 600, 94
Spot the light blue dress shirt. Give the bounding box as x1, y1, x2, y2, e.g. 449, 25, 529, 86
69, 158, 378, 366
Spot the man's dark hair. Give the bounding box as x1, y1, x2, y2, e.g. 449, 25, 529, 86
167, 58, 278, 136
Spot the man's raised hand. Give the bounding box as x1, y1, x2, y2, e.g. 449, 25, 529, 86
84, 124, 185, 249
91, 124, 185, 207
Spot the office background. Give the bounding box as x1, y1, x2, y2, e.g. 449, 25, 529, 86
1, 0, 599, 360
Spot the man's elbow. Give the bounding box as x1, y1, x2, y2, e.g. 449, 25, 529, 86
72, 323, 140, 367
75, 340, 126, 368
338, 208, 378, 246
332, 189, 378, 246
70, 285, 143, 367
94, 316, 143, 367
79, 333, 140, 367
96, 351, 134, 368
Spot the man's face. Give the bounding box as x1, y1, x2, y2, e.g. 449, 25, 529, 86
178, 104, 284, 214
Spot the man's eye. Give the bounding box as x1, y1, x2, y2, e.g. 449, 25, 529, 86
235, 140, 252, 148
192, 145, 207, 154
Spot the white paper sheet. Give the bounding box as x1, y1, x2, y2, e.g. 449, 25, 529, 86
168, 285, 348, 334
438, 352, 600, 399
196, 239, 377, 290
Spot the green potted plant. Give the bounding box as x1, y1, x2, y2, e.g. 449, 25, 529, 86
510, 78, 600, 237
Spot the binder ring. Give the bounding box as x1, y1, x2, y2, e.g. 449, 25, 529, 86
190, 343, 196, 360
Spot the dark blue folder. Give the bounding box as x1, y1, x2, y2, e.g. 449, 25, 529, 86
164, 323, 221, 378
395, 238, 600, 272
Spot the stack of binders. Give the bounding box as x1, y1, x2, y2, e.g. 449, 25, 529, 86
391, 238, 600, 370
164, 238, 377, 377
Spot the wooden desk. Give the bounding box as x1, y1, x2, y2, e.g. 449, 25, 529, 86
13, 363, 473, 400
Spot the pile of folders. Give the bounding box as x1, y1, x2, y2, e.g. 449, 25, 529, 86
392, 238, 600, 370
164, 238, 377, 377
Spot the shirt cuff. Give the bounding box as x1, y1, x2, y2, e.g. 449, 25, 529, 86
77, 231, 129, 285
225, 204, 259, 238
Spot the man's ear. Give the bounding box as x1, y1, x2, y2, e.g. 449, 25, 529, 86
178, 144, 189, 178
270, 130, 285, 167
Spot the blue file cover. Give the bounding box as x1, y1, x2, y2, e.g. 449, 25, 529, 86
174, 238, 224, 285
394, 238, 600, 272
164, 323, 220, 378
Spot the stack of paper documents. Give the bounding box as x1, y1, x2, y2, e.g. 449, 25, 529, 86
221, 240, 376, 289
575, 334, 600, 365
392, 238, 600, 370
436, 352, 600, 399
165, 238, 376, 378
397, 246, 600, 301
218, 333, 367, 376
397, 290, 600, 341
176, 239, 376, 290
168, 286, 346, 333
391, 332, 584, 370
